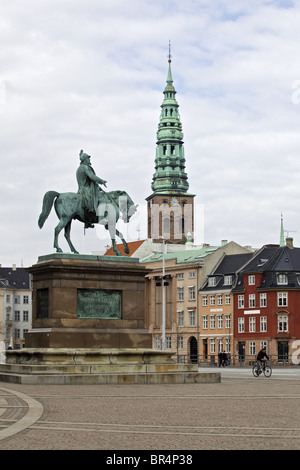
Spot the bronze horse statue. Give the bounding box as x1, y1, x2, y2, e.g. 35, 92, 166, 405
38, 189, 138, 256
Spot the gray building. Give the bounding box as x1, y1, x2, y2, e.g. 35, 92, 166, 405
0, 265, 32, 349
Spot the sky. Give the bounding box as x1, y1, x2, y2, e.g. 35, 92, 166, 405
1, 0, 300, 267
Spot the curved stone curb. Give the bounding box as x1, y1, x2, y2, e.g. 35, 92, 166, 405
0, 387, 44, 441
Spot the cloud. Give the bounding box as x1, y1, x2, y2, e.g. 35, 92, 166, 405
1, 0, 300, 266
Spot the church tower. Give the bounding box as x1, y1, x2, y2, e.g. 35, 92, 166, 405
146, 47, 195, 244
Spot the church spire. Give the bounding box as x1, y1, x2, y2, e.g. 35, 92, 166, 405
280, 213, 285, 247
146, 45, 195, 245
150, 45, 189, 195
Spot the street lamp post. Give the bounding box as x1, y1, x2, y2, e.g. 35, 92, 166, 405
162, 237, 166, 351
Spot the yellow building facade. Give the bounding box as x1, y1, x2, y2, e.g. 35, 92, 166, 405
143, 242, 252, 361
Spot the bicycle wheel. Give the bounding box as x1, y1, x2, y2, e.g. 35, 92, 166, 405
252, 365, 259, 377
264, 366, 272, 377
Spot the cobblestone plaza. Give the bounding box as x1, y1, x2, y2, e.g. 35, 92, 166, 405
0, 372, 299, 451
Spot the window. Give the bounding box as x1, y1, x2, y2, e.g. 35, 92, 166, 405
178, 273, 184, 280
14, 329, 20, 339
177, 311, 184, 326
210, 315, 216, 329
238, 295, 244, 308
177, 287, 184, 301
217, 315, 223, 329
22, 329, 28, 339
249, 294, 255, 308
277, 273, 288, 285
189, 286, 195, 301
217, 294, 223, 305
249, 342, 256, 355
225, 314, 231, 329
166, 336, 172, 349
6, 294, 10, 303
14, 311, 20, 322
23, 311, 29, 322
278, 292, 288, 307
260, 293, 267, 307
278, 315, 288, 332
248, 275, 255, 285
154, 336, 161, 349
23, 295, 29, 304
208, 277, 216, 287
202, 295, 208, 306
210, 295, 215, 306
210, 338, 216, 354
189, 310, 195, 326
260, 316, 267, 332
249, 317, 256, 332
14, 295, 20, 304
225, 294, 231, 305
224, 275, 232, 285
203, 315, 208, 329
177, 336, 183, 349
189, 271, 195, 278
238, 317, 244, 333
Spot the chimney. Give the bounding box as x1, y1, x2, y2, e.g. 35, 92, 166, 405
286, 237, 293, 249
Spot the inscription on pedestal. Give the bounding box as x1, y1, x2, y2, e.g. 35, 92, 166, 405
77, 289, 122, 319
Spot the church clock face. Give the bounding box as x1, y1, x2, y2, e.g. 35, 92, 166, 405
171, 197, 178, 206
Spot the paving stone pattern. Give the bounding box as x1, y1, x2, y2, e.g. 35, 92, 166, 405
0, 376, 299, 450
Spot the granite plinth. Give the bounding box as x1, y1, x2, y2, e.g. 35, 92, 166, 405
26, 255, 152, 349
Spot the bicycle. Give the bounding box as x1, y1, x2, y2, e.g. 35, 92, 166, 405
252, 360, 272, 377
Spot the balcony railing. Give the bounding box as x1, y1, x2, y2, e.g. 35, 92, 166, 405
174, 353, 298, 366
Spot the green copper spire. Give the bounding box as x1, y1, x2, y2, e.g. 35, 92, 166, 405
151, 46, 189, 194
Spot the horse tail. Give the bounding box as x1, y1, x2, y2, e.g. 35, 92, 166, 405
38, 191, 60, 228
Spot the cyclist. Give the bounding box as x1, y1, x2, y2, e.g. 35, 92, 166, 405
256, 346, 269, 373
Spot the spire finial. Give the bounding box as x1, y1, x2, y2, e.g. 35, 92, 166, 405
280, 212, 285, 247
168, 40, 172, 64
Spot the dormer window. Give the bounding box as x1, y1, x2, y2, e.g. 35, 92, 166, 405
208, 277, 217, 287
224, 275, 233, 285
277, 273, 288, 285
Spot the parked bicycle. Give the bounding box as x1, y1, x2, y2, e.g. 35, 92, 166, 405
252, 360, 272, 377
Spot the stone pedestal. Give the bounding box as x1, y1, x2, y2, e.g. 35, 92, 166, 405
25, 254, 152, 349
1, 254, 220, 385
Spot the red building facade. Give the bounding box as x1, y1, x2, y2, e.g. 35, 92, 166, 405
233, 242, 300, 363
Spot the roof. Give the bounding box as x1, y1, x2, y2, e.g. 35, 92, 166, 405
213, 253, 254, 275
239, 245, 279, 274
104, 240, 146, 257
0, 267, 31, 289
143, 245, 220, 265
200, 253, 254, 292
233, 244, 300, 291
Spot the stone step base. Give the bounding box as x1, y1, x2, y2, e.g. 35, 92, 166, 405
0, 347, 221, 385
0, 369, 220, 385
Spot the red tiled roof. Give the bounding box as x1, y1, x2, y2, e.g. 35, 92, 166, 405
104, 240, 146, 257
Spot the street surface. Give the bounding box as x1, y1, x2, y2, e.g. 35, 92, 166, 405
198, 365, 300, 380
0, 367, 299, 452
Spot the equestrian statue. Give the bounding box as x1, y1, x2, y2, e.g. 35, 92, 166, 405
38, 150, 138, 256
